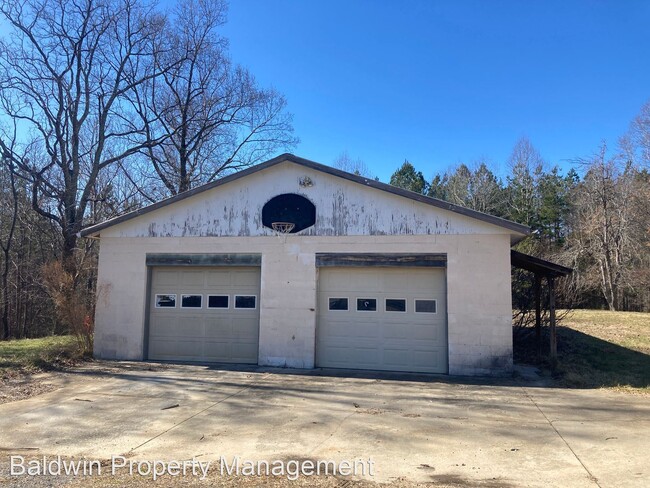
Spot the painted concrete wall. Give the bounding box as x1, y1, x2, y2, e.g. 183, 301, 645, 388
94, 234, 513, 375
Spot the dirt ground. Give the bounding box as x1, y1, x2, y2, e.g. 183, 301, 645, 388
0, 461, 460, 488
0, 371, 64, 404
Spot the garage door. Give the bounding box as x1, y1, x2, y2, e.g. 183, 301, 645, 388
316, 267, 447, 373
148, 267, 260, 363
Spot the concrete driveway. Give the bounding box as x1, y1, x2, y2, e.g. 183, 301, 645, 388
0, 362, 648, 487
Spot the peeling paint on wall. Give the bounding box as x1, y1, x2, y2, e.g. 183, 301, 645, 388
106, 162, 512, 239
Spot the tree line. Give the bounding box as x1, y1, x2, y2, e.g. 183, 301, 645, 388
387, 120, 650, 312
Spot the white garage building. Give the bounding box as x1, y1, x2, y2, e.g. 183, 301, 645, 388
83, 154, 530, 376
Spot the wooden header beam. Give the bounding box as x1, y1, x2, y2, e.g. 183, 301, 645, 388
315, 253, 447, 268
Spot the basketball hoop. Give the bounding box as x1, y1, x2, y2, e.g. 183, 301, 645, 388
271, 222, 295, 234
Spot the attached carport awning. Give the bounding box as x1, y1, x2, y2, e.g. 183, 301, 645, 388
510, 250, 572, 278
510, 250, 572, 364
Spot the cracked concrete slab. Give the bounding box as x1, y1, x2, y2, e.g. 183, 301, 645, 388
0, 362, 648, 487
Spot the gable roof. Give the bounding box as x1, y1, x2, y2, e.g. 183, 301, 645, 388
80, 153, 531, 237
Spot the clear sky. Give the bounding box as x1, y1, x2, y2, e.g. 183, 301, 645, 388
220, 0, 650, 181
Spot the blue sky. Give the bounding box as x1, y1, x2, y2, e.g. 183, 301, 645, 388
220, 0, 650, 181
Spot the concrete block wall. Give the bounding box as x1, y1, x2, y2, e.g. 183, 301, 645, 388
446, 234, 513, 375
258, 243, 317, 368
93, 233, 514, 376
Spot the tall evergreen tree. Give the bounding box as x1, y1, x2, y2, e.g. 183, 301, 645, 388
389, 160, 428, 194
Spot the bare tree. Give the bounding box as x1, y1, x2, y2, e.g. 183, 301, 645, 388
333, 151, 373, 178
506, 137, 546, 227
131, 0, 297, 196
1, 152, 19, 339
0, 0, 173, 262
568, 144, 649, 310
628, 99, 650, 168
1, 140, 61, 339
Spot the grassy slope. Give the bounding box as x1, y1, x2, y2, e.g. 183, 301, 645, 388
556, 310, 650, 391
0, 335, 81, 376
516, 309, 650, 392
562, 310, 650, 352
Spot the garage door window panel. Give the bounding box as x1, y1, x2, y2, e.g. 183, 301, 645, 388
155, 294, 176, 308
356, 298, 377, 312
415, 299, 437, 313
328, 297, 348, 311
385, 298, 407, 312
235, 295, 257, 309
181, 294, 203, 308
208, 295, 229, 309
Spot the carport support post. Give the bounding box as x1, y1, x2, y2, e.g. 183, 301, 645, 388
534, 274, 542, 360
548, 276, 557, 366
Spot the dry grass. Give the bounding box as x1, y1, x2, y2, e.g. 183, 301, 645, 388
515, 309, 650, 393
0, 335, 84, 373
557, 310, 650, 393
562, 309, 650, 353
0, 335, 88, 403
